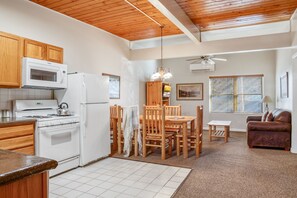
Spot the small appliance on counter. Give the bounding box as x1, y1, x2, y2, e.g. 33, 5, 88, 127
55, 73, 111, 166
13, 99, 80, 177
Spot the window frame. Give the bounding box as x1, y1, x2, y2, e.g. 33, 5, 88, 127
209, 74, 264, 113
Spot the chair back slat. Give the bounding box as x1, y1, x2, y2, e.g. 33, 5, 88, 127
165, 105, 181, 116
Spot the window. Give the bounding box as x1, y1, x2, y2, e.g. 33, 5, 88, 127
210, 75, 263, 113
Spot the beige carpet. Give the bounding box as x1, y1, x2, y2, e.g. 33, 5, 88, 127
112, 131, 297, 198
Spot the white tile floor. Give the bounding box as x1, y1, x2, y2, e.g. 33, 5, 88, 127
49, 158, 191, 198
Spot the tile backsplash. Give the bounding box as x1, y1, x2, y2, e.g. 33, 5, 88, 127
0, 89, 53, 110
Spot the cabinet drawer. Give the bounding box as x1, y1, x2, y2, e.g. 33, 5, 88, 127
0, 135, 34, 150
0, 124, 34, 140
13, 146, 34, 155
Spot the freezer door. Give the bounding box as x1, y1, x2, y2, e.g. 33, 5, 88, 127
83, 74, 109, 103
80, 103, 110, 166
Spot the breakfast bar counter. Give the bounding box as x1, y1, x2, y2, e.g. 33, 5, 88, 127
0, 149, 57, 197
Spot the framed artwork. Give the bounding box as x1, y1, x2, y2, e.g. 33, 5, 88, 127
102, 73, 120, 99
176, 83, 203, 100
280, 72, 288, 98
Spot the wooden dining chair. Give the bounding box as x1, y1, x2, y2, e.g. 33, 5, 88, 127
110, 105, 119, 151
165, 105, 181, 116
142, 105, 173, 160
164, 105, 182, 148
176, 106, 203, 158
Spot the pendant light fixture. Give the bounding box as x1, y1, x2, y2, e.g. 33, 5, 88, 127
151, 26, 173, 81
125, 0, 172, 81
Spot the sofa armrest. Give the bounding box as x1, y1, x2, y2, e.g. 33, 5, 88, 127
246, 116, 262, 123
247, 121, 291, 132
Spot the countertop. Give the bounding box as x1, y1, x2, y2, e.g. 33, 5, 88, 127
0, 149, 57, 185
0, 117, 36, 127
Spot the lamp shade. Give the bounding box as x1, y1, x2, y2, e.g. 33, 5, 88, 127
261, 96, 272, 103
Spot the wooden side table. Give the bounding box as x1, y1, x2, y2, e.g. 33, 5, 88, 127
208, 120, 232, 143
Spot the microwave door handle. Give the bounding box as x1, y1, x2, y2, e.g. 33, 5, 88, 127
59, 70, 65, 83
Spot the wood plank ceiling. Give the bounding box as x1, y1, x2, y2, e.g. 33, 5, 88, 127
31, 0, 297, 41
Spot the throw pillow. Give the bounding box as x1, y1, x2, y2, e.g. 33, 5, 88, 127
261, 111, 269, 122
265, 112, 273, 122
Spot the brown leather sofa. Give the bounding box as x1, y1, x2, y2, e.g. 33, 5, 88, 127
246, 109, 291, 150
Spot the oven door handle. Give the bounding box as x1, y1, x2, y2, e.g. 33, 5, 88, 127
40, 123, 80, 136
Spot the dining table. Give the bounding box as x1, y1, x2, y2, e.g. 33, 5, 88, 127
112, 115, 196, 158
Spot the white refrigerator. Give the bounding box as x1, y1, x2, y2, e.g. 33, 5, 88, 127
55, 73, 111, 166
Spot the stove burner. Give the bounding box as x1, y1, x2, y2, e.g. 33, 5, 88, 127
47, 114, 73, 117
24, 115, 52, 119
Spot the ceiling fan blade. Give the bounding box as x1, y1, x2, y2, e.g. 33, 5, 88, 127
212, 58, 227, 61
186, 58, 202, 61
207, 59, 215, 64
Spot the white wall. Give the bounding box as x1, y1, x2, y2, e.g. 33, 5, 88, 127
0, 0, 156, 107
275, 49, 294, 110
274, 48, 297, 153
164, 51, 276, 131
292, 49, 297, 153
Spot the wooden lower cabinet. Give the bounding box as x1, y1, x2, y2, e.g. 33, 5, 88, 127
0, 123, 35, 155
0, 172, 48, 198
0, 31, 22, 88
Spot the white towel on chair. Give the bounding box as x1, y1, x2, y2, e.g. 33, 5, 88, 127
122, 105, 141, 157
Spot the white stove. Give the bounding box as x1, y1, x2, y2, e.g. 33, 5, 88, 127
13, 100, 80, 177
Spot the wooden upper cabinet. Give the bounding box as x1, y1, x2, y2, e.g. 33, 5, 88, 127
24, 39, 64, 63
24, 39, 46, 60
47, 44, 63, 63
0, 32, 22, 88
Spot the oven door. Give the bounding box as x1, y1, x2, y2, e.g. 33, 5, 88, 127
38, 123, 80, 162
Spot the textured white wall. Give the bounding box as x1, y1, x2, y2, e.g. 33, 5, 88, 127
275, 49, 294, 111
274, 48, 297, 153
164, 51, 276, 131
0, 0, 156, 108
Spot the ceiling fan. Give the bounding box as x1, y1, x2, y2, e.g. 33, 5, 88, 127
186, 55, 227, 65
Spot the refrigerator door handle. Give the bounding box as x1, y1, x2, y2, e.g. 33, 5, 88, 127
82, 76, 87, 103
84, 105, 88, 128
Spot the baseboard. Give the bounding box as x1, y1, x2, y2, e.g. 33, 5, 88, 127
290, 146, 297, 154
203, 127, 246, 132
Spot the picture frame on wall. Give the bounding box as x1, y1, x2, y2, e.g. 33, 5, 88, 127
102, 73, 120, 99
280, 72, 288, 98
176, 83, 203, 100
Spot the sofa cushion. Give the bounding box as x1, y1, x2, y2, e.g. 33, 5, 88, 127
265, 112, 273, 122
274, 111, 291, 123
261, 111, 269, 122
247, 121, 291, 132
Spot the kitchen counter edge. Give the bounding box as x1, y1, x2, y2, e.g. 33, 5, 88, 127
0, 149, 57, 185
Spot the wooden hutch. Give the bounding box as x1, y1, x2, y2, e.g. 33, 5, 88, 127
146, 81, 171, 106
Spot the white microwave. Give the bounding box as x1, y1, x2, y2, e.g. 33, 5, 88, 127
22, 57, 67, 89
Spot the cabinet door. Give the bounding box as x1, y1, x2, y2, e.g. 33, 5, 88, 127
24, 39, 46, 60
0, 32, 22, 88
47, 44, 63, 63
146, 81, 162, 105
